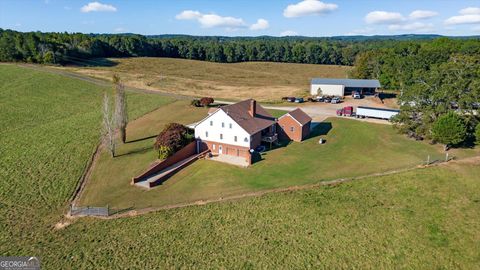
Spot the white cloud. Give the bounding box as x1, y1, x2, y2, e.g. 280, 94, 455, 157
197, 14, 246, 28
81, 2, 117, 13
283, 0, 338, 18
473, 25, 480, 32
365, 11, 405, 24
345, 27, 374, 35
445, 14, 480, 25
445, 7, 480, 25
177, 10, 274, 30
250, 19, 269, 30
389, 22, 434, 32
409, 10, 438, 20
459, 7, 480, 15
175, 10, 202, 20
280, 30, 298, 36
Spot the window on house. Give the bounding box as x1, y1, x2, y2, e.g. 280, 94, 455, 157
220, 134, 223, 140
222, 122, 225, 128
229, 123, 232, 129
290, 126, 295, 132
234, 136, 237, 142
210, 121, 213, 126
244, 137, 248, 142
212, 144, 216, 150
205, 131, 208, 137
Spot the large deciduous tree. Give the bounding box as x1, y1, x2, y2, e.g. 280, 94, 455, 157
102, 92, 116, 157
431, 112, 467, 151
393, 55, 480, 142
154, 123, 193, 159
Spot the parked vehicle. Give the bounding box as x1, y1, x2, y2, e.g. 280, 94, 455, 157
336, 106, 354, 116
323, 97, 331, 103
352, 91, 362, 99
255, 145, 266, 152
294, 97, 304, 103
307, 97, 316, 102
356, 106, 400, 120
286, 97, 296, 102
315, 96, 324, 102
331, 97, 341, 104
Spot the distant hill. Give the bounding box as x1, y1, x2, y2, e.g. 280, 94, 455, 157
146, 34, 479, 41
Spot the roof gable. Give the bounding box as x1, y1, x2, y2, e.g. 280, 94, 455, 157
221, 99, 276, 135
280, 108, 312, 126
311, 78, 381, 88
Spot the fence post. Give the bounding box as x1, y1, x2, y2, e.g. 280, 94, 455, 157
445, 152, 449, 162
426, 155, 430, 165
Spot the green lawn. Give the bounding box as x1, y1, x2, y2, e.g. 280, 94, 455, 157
79, 105, 479, 209
1, 64, 480, 269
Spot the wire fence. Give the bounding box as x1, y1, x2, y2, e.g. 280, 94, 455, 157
423, 152, 454, 166
70, 204, 137, 217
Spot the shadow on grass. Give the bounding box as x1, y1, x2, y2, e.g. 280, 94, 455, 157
115, 146, 152, 158
308, 122, 332, 139
126, 135, 157, 144
109, 206, 135, 216
63, 57, 118, 67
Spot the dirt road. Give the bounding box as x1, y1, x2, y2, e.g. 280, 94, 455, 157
219, 97, 396, 124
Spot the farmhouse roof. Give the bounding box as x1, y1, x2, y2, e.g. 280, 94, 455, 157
284, 108, 312, 126
311, 78, 381, 88
221, 99, 275, 135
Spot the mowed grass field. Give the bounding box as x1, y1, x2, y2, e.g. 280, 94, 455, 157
0, 64, 171, 260
79, 104, 479, 209
2, 64, 480, 269
60, 57, 352, 101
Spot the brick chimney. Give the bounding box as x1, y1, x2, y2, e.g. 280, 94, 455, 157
249, 99, 256, 117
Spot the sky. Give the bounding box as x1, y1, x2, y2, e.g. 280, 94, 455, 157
1, 0, 480, 36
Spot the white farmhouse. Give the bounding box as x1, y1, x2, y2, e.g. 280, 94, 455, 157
310, 78, 381, 96
194, 99, 277, 166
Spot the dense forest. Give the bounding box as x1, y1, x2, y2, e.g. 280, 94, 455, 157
1, 28, 479, 90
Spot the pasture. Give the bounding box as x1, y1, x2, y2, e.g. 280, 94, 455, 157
0, 64, 171, 260
59, 57, 352, 101
1, 64, 479, 269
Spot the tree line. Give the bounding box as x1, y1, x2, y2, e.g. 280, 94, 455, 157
2, 28, 479, 74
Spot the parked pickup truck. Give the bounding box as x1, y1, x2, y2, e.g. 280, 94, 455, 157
356, 106, 400, 120
336, 106, 354, 117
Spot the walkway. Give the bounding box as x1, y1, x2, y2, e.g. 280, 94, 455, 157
135, 152, 204, 188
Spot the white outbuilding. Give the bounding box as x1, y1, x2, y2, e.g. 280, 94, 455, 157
310, 78, 381, 96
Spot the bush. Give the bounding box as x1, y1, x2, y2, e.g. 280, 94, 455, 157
190, 99, 201, 107
200, 97, 214, 107
154, 123, 193, 159
431, 112, 467, 150
476, 123, 480, 145
157, 145, 174, 160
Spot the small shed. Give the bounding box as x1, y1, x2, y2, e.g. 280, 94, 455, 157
278, 108, 312, 142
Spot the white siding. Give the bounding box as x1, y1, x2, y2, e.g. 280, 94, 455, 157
310, 84, 345, 96
194, 110, 251, 148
